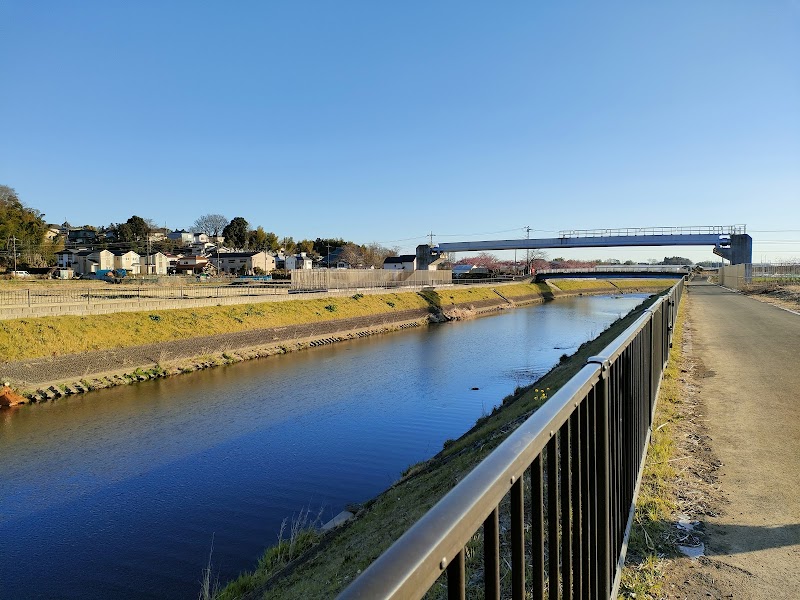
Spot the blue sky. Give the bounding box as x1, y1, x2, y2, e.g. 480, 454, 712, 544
1, 1, 798, 262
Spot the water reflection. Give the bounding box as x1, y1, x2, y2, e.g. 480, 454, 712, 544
0, 294, 646, 599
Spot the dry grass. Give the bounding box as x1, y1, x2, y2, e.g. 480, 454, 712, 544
618, 296, 687, 598
547, 278, 619, 291
0, 292, 430, 361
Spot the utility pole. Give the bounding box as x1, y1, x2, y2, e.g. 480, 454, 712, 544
525, 226, 531, 276
12, 236, 17, 272
428, 231, 435, 246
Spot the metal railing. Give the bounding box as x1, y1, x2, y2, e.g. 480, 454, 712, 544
0, 284, 291, 307
340, 280, 683, 600
558, 225, 745, 238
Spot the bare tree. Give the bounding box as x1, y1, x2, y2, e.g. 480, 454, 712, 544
339, 243, 364, 268
193, 214, 228, 237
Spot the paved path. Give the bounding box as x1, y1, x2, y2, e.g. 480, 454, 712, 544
684, 281, 800, 598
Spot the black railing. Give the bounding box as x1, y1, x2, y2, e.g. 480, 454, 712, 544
340, 280, 683, 600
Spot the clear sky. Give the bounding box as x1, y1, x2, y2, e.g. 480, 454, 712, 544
1, 1, 798, 262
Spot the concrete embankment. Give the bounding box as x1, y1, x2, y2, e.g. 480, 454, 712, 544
0, 280, 672, 405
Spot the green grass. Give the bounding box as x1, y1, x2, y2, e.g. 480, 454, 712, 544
214, 292, 668, 600
618, 296, 686, 598
548, 278, 619, 291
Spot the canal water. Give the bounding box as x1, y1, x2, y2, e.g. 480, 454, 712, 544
0, 294, 647, 599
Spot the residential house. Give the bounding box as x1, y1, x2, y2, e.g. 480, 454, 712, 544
74, 249, 114, 275
191, 241, 216, 256
112, 250, 141, 273
56, 249, 81, 269
167, 229, 195, 244
175, 255, 209, 274
140, 252, 169, 275
285, 252, 313, 270
211, 251, 276, 275
383, 255, 417, 271
452, 264, 489, 278
193, 233, 209, 244
67, 228, 98, 245
45, 225, 61, 240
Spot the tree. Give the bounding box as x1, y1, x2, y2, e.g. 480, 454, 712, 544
297, 239, 316, 256
223, 217, 249, 249
361, 242, 397, 268
0, 185, 47, 268
247, 226, 269, 252
339, 243, 364, 267
264, 231, 279, 252
116, 215, 151, 242
281, 236, 296, 254
661, 256, 693, 265
193, 214, 228, 238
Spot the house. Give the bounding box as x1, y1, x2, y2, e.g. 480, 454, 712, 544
211, 251, 276, 275
45, 225, 61, 240
73, 249, 115, 275
112, 250, 141, 273
193, 233, 209, 244
452, 264, 489, 278
67, 228, 98, 245
167, 229, 195, 244
191, 241, 216, 256
148, 228, 169, 242
285, 252, 313, 270
383, 255, 417, 271
140, 252, 169, 275
175, 255, 209, 274
56, 249, 81, 269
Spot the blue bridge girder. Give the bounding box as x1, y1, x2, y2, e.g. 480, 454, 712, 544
424, 225, 752, 265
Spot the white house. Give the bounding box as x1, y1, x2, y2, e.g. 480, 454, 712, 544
175, 255, 209, 274
74, 249, 115, 274
140, 252, 169, 275
167, 229, 195, 244
112, 250, 141, 273
285, 252, 313, 270
382, 255, 417, 271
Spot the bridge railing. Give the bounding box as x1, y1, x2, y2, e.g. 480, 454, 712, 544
339, 280, 683, 600
558, 225, 745, 238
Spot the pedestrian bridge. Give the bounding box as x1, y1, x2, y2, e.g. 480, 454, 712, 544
418, 225, 751, 267
534, 265, 691, 282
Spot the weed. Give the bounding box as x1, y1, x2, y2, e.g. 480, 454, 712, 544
149, 314, 161, 322
197, 535, 220, 600
324, 304, 337, 313
386, 301, 395, 308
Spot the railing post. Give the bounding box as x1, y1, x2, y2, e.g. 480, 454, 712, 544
587, 357, 612, 598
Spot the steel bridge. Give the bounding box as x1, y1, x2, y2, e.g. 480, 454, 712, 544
417, 225, 752, 267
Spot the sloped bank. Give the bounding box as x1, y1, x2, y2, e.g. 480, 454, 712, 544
0, 280, 672, 405
215, 291, 669, 599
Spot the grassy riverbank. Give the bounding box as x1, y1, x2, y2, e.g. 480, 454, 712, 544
0, 280, 672, 363
213, 291, 669, 599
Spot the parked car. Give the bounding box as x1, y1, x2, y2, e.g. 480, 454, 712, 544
11, 271, 31, 278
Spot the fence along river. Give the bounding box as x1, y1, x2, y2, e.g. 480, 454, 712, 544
0, 293, 649, 599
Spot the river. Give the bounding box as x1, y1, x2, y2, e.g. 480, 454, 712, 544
0, 294, 647, 599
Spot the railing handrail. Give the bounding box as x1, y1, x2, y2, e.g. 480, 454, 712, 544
340, 283, 682, 599
339, 362, 603, 599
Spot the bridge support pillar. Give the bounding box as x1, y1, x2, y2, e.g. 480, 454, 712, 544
714, 234, 752, 265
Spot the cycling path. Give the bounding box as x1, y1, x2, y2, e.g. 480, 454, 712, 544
674, 281, 800, 598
